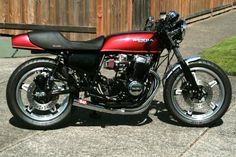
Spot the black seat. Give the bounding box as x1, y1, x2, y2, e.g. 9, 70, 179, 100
28, 31, 105, 51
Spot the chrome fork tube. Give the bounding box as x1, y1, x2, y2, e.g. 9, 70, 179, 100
173, 47, 199, 91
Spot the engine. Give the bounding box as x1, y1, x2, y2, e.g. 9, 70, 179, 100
103, 54, 151, 97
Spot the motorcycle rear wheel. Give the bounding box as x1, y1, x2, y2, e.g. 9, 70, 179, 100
164, 59, 232, 126
6, 58, 72, 129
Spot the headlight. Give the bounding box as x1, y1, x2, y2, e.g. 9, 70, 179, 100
172, 19, 187, 42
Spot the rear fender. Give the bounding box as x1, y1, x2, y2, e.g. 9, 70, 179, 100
12, 34, 44, 50
162, 56, 201, 85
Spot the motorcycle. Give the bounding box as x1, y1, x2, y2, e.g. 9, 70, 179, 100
6, 11, 232, 128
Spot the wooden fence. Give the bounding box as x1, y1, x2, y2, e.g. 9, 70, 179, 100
0, 0, 235, 40
100, 0, 236, 35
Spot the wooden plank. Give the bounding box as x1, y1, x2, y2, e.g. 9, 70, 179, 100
111, 0, 117, 33
66, 0, 75, 40
102, 0, 108, 35
181, 0, 191, 17
150, 0, 156, 17
0, 0, 8, 34
132, 0, 150, 30
122, 0, 128, 32
0, 23, 96, 33
22, 0, 36, 24
49, 0, 57, 25
8, 0, 23, 34
78, 0, 84, 27
97, 0, 103, 36
0, 0, 7, 23
36, 0, 49, 25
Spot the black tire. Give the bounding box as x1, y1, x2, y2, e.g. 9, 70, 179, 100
164, 59, 232, 126
6, 58, 72, 129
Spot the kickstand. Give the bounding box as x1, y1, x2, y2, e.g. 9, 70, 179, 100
11, 49, 19, 58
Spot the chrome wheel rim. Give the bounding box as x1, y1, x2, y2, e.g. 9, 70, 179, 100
16, 67, 70, 121
171, 67, 225, 121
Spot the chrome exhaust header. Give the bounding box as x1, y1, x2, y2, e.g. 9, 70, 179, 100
72, 70, 160, 115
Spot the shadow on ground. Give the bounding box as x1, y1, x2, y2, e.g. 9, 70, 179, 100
9, 100, 223, 130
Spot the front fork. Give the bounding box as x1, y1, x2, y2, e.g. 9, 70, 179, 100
173, 47, 199, 92
164, 29, 200, 92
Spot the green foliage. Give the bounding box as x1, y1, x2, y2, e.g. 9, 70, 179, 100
201, 36, 236, 76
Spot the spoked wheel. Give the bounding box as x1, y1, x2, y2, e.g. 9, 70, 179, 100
6, 58, 72, 128
164, 60, 232, 126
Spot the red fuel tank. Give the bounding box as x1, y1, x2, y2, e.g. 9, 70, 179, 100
101, 32, 160, 54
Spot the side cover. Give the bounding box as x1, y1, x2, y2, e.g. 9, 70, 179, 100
101, 32, 160, 54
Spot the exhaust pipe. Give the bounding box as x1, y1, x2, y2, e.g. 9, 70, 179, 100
72, 70, 160, 115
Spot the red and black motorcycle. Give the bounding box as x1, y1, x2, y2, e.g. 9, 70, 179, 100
6, 11, 231, 128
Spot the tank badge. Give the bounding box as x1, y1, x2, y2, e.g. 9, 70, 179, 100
132, 39, 154, 43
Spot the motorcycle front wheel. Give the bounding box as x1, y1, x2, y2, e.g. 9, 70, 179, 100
6, 58, 72, 129
164, 59, 232, 126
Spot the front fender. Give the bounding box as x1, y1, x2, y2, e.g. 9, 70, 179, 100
162, 56, 201, 85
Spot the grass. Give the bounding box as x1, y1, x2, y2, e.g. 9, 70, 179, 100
201, 35, 236, 76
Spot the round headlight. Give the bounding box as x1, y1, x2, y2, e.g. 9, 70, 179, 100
172, 19, 187, 42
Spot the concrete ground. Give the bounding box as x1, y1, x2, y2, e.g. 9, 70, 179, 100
0, 10, 236, 157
